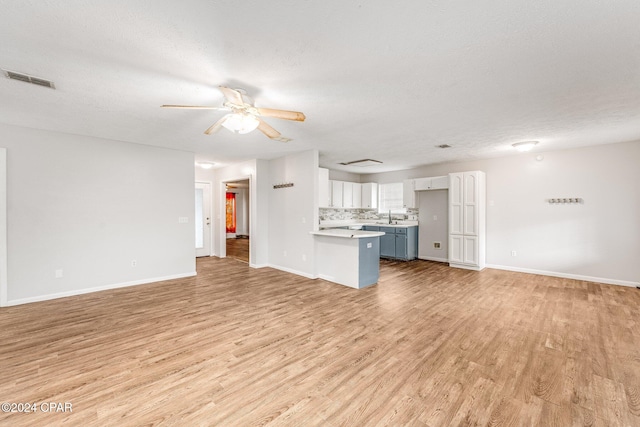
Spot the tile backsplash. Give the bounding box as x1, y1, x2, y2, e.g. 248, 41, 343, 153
319, 208, 418, 221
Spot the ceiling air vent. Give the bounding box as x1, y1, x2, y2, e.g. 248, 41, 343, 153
3, 69, 55, 89
436, 144, 451, 149
338, 159, 383, 167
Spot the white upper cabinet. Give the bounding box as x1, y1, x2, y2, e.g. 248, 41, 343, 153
414, 175, 449, 191
352, 183, 362, 209
321, 174, 376, 210
361, 183, 378, 209
330, 180, 344, 208
342, 182, 354, 208
403, 179, 416, 208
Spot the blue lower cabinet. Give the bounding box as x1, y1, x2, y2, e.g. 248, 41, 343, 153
377, 226, 417, 261
395, 234, 407, 259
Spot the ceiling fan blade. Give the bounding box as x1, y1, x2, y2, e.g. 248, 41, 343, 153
257, 118, 291, 142
218, 86, 244, 105
257, 108, 306, 122
204, 115, 229, 135
161, 104, 226, 110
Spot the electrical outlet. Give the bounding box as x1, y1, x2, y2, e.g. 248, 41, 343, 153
55, 269, 63, 278
131, 260, 137, 267
511, 250, 517, 257
302, 254, 306, 261
283, 251, 287, 257
434, 242, 441, 249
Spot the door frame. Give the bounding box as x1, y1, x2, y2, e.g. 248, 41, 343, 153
195, 181, 212, 257
0, 148, 7, 307
219, 175, 252, 262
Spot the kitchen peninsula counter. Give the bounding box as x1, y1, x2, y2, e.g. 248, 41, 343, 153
310, 229, 384, 289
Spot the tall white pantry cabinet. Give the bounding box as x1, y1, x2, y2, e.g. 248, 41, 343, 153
448, 171, 486, 270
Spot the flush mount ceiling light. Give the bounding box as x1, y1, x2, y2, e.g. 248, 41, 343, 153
338, 159, 383, 167
196, 161, 216, 169
512, 141, 539, 152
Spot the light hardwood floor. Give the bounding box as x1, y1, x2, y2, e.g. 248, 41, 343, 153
226, 237, 249, 263
1, 258, 639, 426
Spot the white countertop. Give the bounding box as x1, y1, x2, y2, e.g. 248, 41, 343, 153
319, 220, 418, 229
310, 229, 385, 239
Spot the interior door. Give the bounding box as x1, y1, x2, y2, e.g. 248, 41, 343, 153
195, 182, 211, 257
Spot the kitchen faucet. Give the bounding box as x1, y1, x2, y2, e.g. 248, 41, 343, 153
388, 209, 392, 224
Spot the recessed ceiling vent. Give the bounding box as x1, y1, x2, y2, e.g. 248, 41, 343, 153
436, 144, 451, 148
2, 69, 55, 89
338, 159, 383, 167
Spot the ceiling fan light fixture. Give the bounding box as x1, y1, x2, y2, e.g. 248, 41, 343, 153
221, 113, 260, 134
512, 141, 539, 152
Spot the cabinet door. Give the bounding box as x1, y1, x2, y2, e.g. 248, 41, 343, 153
361, 183, 378, 209
342, 182, 354, 208
449, 173, 463, 234
403, 179, 416, 209
414, 177, 431, 191
463, 236, 479, 265
331, 181, 343, 208
352, 183, 362, 208
449, 235, 464, 264
463, 172, 479, 235
395, 234, 407, 260
430, 175, 449, 189
380, 232, 396, 257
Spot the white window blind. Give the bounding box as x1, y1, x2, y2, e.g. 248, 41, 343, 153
378, 182, 406, 213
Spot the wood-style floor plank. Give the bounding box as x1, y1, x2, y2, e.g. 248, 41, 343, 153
1, 257, 639, 426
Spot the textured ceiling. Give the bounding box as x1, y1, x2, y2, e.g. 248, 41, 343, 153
1, 1, 639, 173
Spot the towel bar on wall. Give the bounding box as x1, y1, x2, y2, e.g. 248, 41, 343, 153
547, 198, 582, 204
273, 182, 294, 189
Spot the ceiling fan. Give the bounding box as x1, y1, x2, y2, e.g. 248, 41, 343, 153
162, 86, 305, 142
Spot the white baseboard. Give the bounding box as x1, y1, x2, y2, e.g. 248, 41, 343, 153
449, 263, 484, 271
5, 272, 197, 307
485, 264, 639, 288
250, 263, 269, 269
267, 264, 318, 279
418, 256, 449, 263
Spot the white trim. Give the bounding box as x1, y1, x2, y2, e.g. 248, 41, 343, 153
0, 148, 6, 307
220, 175, 252, 261
485, 264, 639, 288
195, 180, 213, 257
250, 263, 269, 269
418, 256, 449, 263
449, 263, 484, 271
267, 263, 318, 280
4, 272, 197, 306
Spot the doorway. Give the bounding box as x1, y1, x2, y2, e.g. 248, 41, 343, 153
225, 180, 250, 263
195, 182, 212, 257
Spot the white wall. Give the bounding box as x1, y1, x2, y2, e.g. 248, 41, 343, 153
268, 150, 319, 277
329, 170, 361, 182
1, 123, 196, 305
364, 140, 640, 286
